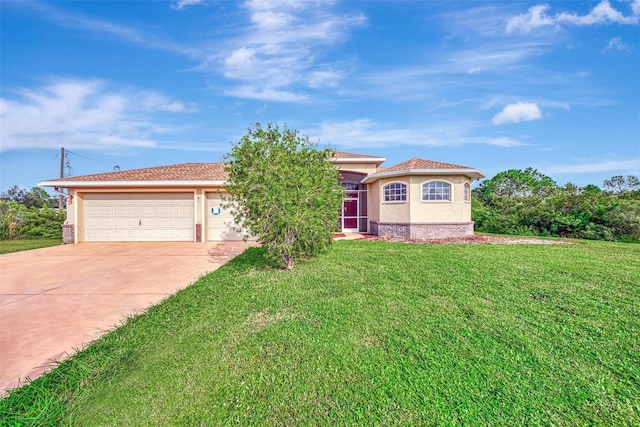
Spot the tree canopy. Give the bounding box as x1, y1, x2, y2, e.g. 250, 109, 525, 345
223, 123, 344, 270
1, 186, 56, 208
603, 175, 640, 196
472, 170, 640, 242
475, 167, 557, 201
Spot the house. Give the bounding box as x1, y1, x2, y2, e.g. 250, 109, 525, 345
38, 152, 485, 244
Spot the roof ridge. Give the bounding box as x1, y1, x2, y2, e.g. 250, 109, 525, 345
42, 162, 228, 182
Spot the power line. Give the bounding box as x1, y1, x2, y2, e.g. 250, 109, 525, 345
65, 150, 112, 168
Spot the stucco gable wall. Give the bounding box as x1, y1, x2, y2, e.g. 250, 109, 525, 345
336, 162, 380, 175
377, 177, 411, 223
408, 175, 471, 223
374, 175, 472, 224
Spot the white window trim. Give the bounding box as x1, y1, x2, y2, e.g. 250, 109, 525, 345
421, 179, 453, 203
464, 181, 471, 203
382, 181, 408, 203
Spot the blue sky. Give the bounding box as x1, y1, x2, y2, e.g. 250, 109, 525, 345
1, 0, 639, 192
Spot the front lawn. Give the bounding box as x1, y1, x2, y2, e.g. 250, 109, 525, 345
1, 239, 639, 425
0, 239, 61, 254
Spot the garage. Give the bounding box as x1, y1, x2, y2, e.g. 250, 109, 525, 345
84, 193, 195, 241
206, 193, 243, 241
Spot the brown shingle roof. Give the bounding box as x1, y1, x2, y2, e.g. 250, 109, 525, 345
377, 158, 475, 173
48, 163, 228, 182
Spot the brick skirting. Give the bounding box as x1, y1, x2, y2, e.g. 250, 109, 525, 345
370, 221, 474, 239
195, 224, 202, 242
62, 224, 74, 244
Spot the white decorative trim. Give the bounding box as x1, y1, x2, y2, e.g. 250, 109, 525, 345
362, 168, 485, 183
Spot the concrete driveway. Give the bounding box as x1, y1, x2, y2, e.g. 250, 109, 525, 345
0, 241, 254, 393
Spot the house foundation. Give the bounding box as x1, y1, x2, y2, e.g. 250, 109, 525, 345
370, 221, 474, 239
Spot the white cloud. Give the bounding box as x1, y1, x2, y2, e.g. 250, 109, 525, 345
307, 69, 343, 88
492, 102, 542, 125
17, 2, 199, 57
602, 37, 633, 53
224, 86, 309, 103
223, 47, 258, 79
211, 0, 366, 102
308, 119, 497, 150
545, 158, 640, 174
171, 0, 205, 10
0, 79, 195, 152
489, 137, 527, 147
506, 1, 639, 34
556, 0, 637, 25
506, 5, 557, 34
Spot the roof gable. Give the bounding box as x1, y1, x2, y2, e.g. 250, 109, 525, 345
362, 157, 485, 183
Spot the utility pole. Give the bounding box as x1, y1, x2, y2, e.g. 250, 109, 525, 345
59, 147, 65, 210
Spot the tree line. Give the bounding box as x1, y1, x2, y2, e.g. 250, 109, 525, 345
0, 186, 65, 240
472, 169, 640, 243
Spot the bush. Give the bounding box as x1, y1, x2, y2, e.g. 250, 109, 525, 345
0, 201, 65, 240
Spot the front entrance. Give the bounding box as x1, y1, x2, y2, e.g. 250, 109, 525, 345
340, 182, 367, 233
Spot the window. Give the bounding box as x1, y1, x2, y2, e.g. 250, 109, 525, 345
341, 182, 360, 190
464, 182, 471, 202
383, 183, 407, 202
422, 181, 451, 201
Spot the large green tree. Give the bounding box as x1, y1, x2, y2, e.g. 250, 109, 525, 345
223, 123, 344, 270
603, 175, 640, 196
474, 167, 557, 201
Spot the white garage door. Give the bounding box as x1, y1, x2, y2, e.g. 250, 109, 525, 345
206, 193, 244, 241
85, 193, 194, 241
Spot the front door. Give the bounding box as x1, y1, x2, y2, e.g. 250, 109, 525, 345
339, 179, 367, 233
342, 191, 359, 232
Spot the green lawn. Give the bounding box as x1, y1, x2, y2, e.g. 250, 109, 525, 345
1, 239, 639, 425
0, 239, 61, 254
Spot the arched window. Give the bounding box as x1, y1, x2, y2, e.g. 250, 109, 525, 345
422, 181, 451, 201
383, 183, 407, 202
464, 182, 471, 202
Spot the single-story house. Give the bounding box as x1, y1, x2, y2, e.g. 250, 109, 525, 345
38, 152, 485, 244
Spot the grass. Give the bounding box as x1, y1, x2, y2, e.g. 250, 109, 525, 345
0, 239, 61, 254
1, 239, 639, 425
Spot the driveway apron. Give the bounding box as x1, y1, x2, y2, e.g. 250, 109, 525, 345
0, 241, 253, 394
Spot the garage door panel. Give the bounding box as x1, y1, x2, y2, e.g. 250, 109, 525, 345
126, 229, 140, 239
100, 218, 114, 227
84, 193, 194, 242
206, 193, 244, 241
128, 206, 141, 215
141, 206, 155, 216
100, 207, 114, 215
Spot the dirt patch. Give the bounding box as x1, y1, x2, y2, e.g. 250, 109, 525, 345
360, 234, 573, 245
